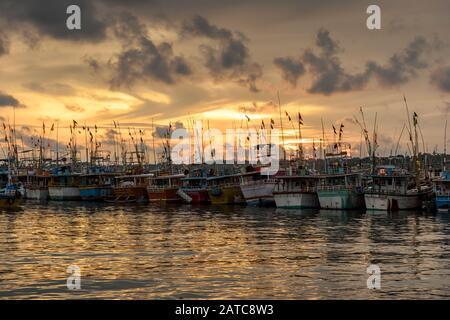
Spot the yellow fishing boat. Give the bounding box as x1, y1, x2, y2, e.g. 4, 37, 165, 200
207, 174, 245, 205
0, 183, 22, 209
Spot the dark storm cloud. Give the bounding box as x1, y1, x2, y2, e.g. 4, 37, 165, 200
182, 15, 263, 92
273, 57, 305, 87
430, 67, 450, 92
274, 29, 434, 95
301, 29, 371, 95
0, 91, 26, 108
0, 0, 107, 42
366, 36, 430, 87
102, 13, 192, 89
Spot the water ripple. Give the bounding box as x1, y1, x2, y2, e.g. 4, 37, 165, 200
0, 202, 449, 299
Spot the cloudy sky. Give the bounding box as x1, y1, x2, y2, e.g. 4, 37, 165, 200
0, 0, 449, 158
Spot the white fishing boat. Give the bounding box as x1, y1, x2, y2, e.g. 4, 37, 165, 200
23, 173, 50, 200
273, 175, 320, 208
48, 169, 81, 201
365, 165, 424, 211
239, 168, 277, 206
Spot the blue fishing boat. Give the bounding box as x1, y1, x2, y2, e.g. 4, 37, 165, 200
79, 167, 115, 201
433, 170, 450, 212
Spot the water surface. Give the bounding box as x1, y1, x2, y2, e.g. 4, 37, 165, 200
0, 202, 449, 299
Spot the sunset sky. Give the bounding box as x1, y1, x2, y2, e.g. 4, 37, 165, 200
0, 0, 449, 160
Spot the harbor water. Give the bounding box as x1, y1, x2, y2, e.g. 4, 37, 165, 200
0, 202, 449, 299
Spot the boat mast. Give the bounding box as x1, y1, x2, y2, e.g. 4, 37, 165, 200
56, 122, 59, 170
84, 121, 89, 169
444, 117, 448, 172
277, 91, 286, 161
321, 117, 327, 173
394, 123, 406, 156
152, 118, 157, 167
372, 112, 378, 174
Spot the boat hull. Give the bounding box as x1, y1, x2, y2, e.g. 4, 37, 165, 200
435, 194, 450, 212
48, 187, 80, 201
208, 185, 245, 205
274, 191, 319, 208
79, 185, 113, 201
241, 182, 276, 206
365, 193, 422, 211
0, 196, 22, 209
109, 186, 148, 203
25, 187, 49, 200
317, 189, 365, 209
183, 189, 210, 204
148, 187, 182, 203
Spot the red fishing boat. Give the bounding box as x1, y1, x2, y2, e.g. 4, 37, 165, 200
147, 173, 185, 203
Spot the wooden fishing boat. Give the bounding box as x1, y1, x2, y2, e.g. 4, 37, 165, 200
273, 175, 320, 208
239, 168, 277, 206
106, 174, 149, 203
365, 165, 425, 211
433, 169, 450, 212
147, 173, 185, 203
180, 175, 210, 204
79, 172, 114, 201
22, 172, 50, 200
48, 168, 81, 201
207, 174, 245, 205
317, 172, 365, 209
0, 183, 22, 209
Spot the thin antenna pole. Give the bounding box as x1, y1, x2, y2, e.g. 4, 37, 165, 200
56, 122, 59, 170
152, 118, 157, 166
277, 91, 286, 160
395, 123, 406, 156
321, 117, 327, 173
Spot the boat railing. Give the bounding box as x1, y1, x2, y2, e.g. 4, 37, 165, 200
365, 187, 410, 195
316, 185, 357, 191
435, 191, 450, 198
208, 182, 238, 189
148, 185, 179, 190
274, 185, 317, 193
240, 178, 278, 186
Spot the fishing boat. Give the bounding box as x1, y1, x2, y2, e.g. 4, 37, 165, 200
180, 169, 210, 204
316, 172, 365, 209
107, 174, 149, 203
79, 171, 114, 201
0, 182, 22, 209
147, 173, 185, 203
240, 167, 277, 206
273, 174, 320, 208
365, 165, 425, 211
433, 169, 450, 212
207, 174, 245, 205
48, 170, 81, 201
24, 173, 50, 200
315, 139, 365, 210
